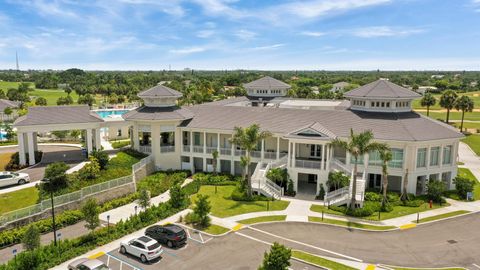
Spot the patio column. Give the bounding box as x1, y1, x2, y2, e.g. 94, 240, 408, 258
276, 137, 280, 160
321, 144, 326, 170
292, 142, 296, 168
132, 125, 139, 150
27, 132, 35, 165
230, 134, 235, 175
95, 128, 101, 150
287, 142, 291, 167
18, 132, 26, 166
190, 131, 193, 152
261, 139, 265, 161
86, 128, 93, 154
33, 132, 38, 152
217, 133, 220, 152
203, 132, 206, 154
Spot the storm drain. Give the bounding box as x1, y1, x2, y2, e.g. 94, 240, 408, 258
447, 239, 458, 244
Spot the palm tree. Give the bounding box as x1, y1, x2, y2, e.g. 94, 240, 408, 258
439, 90, 458, 124
230, 124, 271, 197
420, 92, 436, 116
330, 129, 388, 209
379, 148, 392, 209
212, 150, 219, 175
454, 95, 474, 132
240, 156, 250, 192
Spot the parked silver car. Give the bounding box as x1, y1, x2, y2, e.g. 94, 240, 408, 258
67, 258, 110, 270
120, 236, 163, 263
0, 172, 30, 188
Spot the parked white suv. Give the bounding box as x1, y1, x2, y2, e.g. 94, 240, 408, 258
120, 236, 163, 263
0, 172, 30, 188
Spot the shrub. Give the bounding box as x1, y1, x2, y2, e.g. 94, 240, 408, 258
111, 140, 130, 149
258, 242, 291, 270
345, 201, 380, 217
327, 171, 350, 191
193, 194, 211, 227
78, 156, 100, 180
5, 151, 43, 171
40, 162, 70, 195
266, 168, 288, 188
316, 184, 325, 200
138, 188, 151, 210
184, 212, 200, 224
91, 150, 109, 170
82, 198, 100, 233
192, 172, 237, 185
137, 172, 187, 197
427, 179, 446, 203
22, 225, 40, 251
169, 183, 187, 208
453, 176, 475, 199
285, 179, 295, 196
364, 191, 382, 202
121, 148, 148, 159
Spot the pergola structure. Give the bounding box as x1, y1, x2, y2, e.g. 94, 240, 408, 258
13, 106, 105, 166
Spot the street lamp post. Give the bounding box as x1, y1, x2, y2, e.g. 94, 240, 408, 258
107, 215, 110, 231
42, 178, 57, 246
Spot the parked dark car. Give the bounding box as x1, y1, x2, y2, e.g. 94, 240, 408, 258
145, 224, 187, 248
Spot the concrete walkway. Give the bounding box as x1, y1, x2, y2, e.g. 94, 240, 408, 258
458, 142, 480, 182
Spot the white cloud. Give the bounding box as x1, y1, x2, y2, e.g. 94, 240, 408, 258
196, 30, 215, 38
300, 31, 326, 37
190, 0, 244, 18
351, 26, 425, 38
169, 46, 208, 54
234, 30, 257, 40
249, 44, 285, 51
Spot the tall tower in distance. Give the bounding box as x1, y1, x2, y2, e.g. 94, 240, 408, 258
15, 51, 19, 71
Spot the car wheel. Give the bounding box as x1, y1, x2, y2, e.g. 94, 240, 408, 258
18, 179, 26, 185
120, 246, 127, 254
140, 254, 147, 263
167, 240, 173, 248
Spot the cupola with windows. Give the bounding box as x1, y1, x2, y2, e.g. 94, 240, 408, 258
137, 83, 183, 107
244, 76, 291, 98
344, 78, 421, 113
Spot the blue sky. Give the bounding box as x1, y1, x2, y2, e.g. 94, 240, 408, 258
0, 0, 480, 70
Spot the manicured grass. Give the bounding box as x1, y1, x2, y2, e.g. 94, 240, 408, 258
412, 91, 480, 110
451, 121, 480, 131
415, 210, 470, 223
308, 216, 396, 230
0, 81, 25, 91
310, 203, 448, 221
29, 89, 80, 105
190, 185, 290, 218
457, 168, 480, 200
201, 224, 230, 235
238, 215, 287, 224
462, 134, 480, 156
419, 111, 480, 122
111, 139, 130, 149
0, 152, 13, 170
0, 187, 39, 214
391, 267, 465, 270
291, 250, 356, 270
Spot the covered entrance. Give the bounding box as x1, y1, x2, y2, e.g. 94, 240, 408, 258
297, 173, 317, 199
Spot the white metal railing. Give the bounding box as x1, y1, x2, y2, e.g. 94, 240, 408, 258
139, 145, 151, 154
330, 158, 350, 174
264, 152, 277, 159
271, 155, 288, 168
251, 151, 262, 158
265, 178, 283, 198
279, 152, 288, 158
183, 145, 191, 152
295, 159, 322, 169
220, 148, 231, 155
206, 146, 217, 154
193, 146, 204, 153
235, 149, 246, 156
160, 145, 175, 153
132, 155, 154, 171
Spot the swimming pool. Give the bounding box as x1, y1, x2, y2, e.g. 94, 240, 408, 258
94, 109, 129, 119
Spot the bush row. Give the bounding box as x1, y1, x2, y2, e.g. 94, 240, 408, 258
137, 171, 188, 197
192, 172, 241, 185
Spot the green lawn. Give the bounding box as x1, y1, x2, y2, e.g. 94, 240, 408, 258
29, 89, 79, 105
0, 187, 39, 214
457, 167, 480, 200
0, 81, 24, 90
391, 267, 465, 270
202, 224, 230, 235
451, 121, 480, 131
415, 210, 470, 223
462, 134, 480, 156
310, 203, 448, 221
412, 91, 480, 110
239, 215, 286, 224
418, 111, 480, 122
190, 185, 290, 218
291, 250, 356, 270
308, 216, 396, 231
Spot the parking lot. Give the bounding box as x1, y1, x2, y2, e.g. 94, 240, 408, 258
88, 224, 319, 270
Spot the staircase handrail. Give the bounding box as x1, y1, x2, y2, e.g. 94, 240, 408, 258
265, 178, 283, 197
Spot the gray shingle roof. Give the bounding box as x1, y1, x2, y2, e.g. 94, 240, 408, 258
0, 99, 20, 112
344, 79, 421, 99
181, 105, 462, 142
243, 76, 291, 90
14, 106, 103, 127
138, 84, 183, 98
123, 106, 194, 121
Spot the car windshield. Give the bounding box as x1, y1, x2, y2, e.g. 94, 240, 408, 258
11, 173, 19, 176
147, 242, 161, 251
92, 264, 110, 270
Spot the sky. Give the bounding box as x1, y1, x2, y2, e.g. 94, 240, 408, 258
0, 0, 480, 71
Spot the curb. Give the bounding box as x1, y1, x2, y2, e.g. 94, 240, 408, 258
291, 256, 330, 270
377, 263, 467, 270
412, 210, 479, 226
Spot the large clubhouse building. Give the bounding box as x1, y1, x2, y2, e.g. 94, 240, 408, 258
14, 76, 463, 202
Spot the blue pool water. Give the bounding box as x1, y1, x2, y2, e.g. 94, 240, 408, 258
95, 110, 128, 119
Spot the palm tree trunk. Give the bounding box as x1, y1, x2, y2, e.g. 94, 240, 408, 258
246, 152, 252, 197
446, 108, 450, 124
426, 105, 430, 117
401, 169, 409, 201
382, 169, 388, 209
461, 110, 465, 132
350, 159, 358, 209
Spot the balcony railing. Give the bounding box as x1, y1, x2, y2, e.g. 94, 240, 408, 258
193, 146, 204, 153
264, 151, 277, 159
235, 149, 246, 156
251, 151, 262, 158
183, 145, 190, 152
160, 145, 175, 153
279, 152, 288, 158
206, 146, 218, 154
220, 148, 231, 156
139, 145, 151, 154
295, 159, 321, 169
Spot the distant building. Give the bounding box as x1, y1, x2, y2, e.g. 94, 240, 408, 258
416, 86, 439, 95
0, 99, 20, 121
330, 82, 350, 92
431, 75, 445, 79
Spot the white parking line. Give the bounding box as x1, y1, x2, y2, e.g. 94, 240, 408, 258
472, 263, 480, 269
106, 252, 143, 270
247, 227, 363, 262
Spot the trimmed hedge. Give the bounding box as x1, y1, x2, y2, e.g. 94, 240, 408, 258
137, 171, 187, 197
5, 151, 43, 171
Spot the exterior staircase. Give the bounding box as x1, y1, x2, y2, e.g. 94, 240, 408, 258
325, 165, 366, 207
251, 156, 287, 200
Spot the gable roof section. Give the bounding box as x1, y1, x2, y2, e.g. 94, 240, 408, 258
344, 79, 421, 99
285, 122, 336, 140
137, 84, 183, 98
123, 106, 194, 121
0, 99, 20, 112
244, 76, 291, 90
14, 106, 104, 127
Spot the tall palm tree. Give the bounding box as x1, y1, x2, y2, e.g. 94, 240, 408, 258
439, 90, 458, 124
379, 148, 392, 209
454, 95, 475, 132
420, 92, 436, 116
230, 124, 271, 197
212, 150, 219, 175
330, 129, 388, 209
240, 156, 249, 192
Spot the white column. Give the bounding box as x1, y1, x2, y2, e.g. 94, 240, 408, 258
321, 144, 326, 170
287, 142, 291, 167
27, 132, 35, 165
18, 132, 26, 166
203, 132, 207, 154
261, 139, 265, 161
190, 131, 193, 152
217, 133, 220, 152
276, 137, 280, 160
292, 142, 296, 168
86, 128, 93, 154
95, 129, 101, 150
132, 125, 139, 150
33, 132, 38, 152
230, 134, 235, 175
